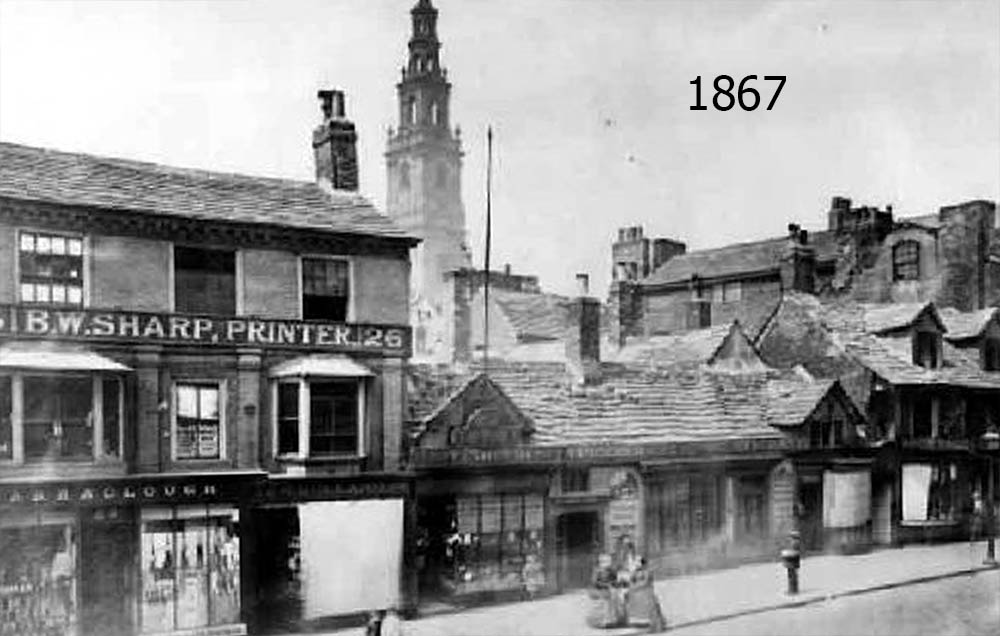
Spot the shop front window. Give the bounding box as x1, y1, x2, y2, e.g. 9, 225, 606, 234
0, 522, 77, 636
420, 494, 544, 596
1, 373, 124, 464
902, 462, 958, 522
139, 507, 241, 634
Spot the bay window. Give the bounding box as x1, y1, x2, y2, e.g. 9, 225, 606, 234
0, 372, 123, 464
274, 378, 365, 458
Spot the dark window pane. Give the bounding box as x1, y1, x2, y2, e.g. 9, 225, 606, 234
23, 376, 93, 461
892, 241, 920, 281
302, 259, 350, 321
913, 395, 933, 438
277, 383, 300, 454
914, 332, 939, 369
0, 377, 10, 460
103, 378, 121, 458
309, 381, 358, 456
174, 247, 236, 316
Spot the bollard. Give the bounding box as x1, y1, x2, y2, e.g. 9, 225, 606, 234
781, 540, 801, 595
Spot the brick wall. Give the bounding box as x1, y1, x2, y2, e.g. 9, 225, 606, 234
849, 227, 940, 305
938, 201, 996, 310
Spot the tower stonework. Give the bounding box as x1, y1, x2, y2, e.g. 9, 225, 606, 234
386, 0, 471, 358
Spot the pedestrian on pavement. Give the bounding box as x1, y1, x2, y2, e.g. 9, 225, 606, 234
521, 553, 545, 600
365, 610, 383, 636
380, 608, 404, 636
627, 557, 667, 633
587, 553, 628, 628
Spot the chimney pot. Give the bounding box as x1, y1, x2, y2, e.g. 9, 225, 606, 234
575, 273, 590, 297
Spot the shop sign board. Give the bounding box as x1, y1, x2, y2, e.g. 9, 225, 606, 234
0, 476, 249, 507
0, 304, 411, 357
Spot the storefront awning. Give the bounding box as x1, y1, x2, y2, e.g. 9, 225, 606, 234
0, 342, 130, 372
268, 354, 373, 378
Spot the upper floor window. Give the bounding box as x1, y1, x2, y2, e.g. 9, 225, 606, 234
19, 230, 84, 306
810, 418, 845, 448
408, 98, 417, 125
984, 339, 1000, 372
711, 282, 742, 303
913, 331, 939, 369
892, 240, 920, 281
431, 101, 440, 126
0, 372, 122, 464
174, 381, 222, 460
302, 258, 350, 322
274, 378, 364, 458
561, 467, 590, 493
174, 246, 235, 316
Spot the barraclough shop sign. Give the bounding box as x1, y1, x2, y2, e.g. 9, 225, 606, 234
0, 304, 411, 356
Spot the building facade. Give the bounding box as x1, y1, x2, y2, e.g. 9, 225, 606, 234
386, 0, 472, 360
0, 89, 417, 636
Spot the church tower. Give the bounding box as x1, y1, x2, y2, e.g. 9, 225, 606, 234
386, 0, 471, 357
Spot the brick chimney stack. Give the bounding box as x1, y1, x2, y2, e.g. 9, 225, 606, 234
313, 89, 359, 192
565, 273, 602, 384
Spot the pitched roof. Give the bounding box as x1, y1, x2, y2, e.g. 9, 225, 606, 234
822, 301, 944, 335
491, 290, 568, 342
409, 360, 838, 447
640, 230, 839, 287
938, 307, 999, 341
610, 323, 733, 366
0, 141, 416, 242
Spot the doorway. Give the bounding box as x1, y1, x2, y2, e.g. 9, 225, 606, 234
556, 511, 600, 590
799, 480, 823, 552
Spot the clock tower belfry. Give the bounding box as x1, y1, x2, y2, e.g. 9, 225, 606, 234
386, 0, 471, 358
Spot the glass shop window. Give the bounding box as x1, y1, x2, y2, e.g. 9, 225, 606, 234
139, 508, 241, 633
276, 382, 300, 455
174, 246, 236, 316
301, 258, 350, 322
19, 230, 84, 306
175, 383, 221, 460
902, 462, 958, 522
23, 376, 93, 461
0, 523, 78, 636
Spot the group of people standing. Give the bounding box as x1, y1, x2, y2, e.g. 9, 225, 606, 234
588, 550, 667, 633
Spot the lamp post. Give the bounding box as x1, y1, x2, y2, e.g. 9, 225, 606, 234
981, 429, 999, 566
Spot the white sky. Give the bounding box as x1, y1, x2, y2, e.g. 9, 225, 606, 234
1, 0, 998, 296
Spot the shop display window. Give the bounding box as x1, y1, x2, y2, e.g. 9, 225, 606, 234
0, 522, 77, 636
426, 494, 545, 596
139, 507, 241, 634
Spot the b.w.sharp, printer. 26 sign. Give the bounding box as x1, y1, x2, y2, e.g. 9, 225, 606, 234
0, 304, 411, 356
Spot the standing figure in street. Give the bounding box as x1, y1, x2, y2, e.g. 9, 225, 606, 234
626, 557, 667, 633
521, 553, 545, 600
365, 610, 383, 636
380, 609, 404, 636
587, 553, 628, 628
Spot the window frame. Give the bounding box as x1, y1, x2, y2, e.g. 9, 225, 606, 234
913, 330, 940, 369
0, 371, 124, 465
271, 377, 366, 459
298, 255, 355, 323
892, 240, 921, 282
983, 339, 1000, 372
171, 379, 226, 462
16, 228, 89, 308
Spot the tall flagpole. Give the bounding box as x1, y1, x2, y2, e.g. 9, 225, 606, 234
483, 126, 493, 372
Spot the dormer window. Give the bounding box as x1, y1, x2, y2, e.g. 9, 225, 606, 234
892, 240, 920, 281
913, 331, 939, 369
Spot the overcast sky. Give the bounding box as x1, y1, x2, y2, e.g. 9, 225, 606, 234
1, 0, 998, 296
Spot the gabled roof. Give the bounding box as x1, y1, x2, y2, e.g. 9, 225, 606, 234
822, 300, 945, 335
640, 230, 839, 287
938, 307, 999, 341
411, 372, 534, 443
610, 323, 732, 366
0, 141, 417, 242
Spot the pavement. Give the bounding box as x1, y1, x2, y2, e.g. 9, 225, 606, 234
304, 540, 1000, 636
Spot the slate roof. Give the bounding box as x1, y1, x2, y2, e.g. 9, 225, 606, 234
0, 141, 416, 242
640, 230, 839, 287
491, 290, 569, 342
938, 307, 998, 341
757, 292, 1000, 391
409, 360, 838, 447
610, 324, 733, 366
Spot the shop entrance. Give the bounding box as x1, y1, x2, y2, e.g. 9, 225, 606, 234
799, 481, 823, 552
253, 507, 302, 634
80, 517, 133, 636
556, 511, 599, 590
